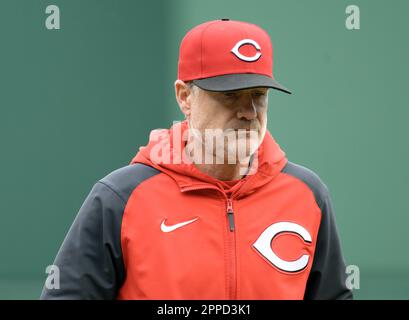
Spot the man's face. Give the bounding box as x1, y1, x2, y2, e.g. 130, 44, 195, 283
187, 85, 269, 164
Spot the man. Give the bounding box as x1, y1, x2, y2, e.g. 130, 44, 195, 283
41, 19, 352, 300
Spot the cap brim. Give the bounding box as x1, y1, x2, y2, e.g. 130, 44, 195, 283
192, 73, 291, 94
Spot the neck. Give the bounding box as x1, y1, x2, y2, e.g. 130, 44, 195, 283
193, 162, 248, 181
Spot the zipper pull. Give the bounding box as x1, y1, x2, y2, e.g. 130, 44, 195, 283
227, 198, 235, 232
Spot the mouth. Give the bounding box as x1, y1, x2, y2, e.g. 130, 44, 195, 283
232, 128, 259, 138
234, 128, 249, 130
233, 128, 257, 132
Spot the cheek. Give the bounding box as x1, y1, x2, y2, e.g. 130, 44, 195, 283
193, 106, 226, 130
257, 106, 268, 126
190, 107, 215, 133
257, 108, 268, 138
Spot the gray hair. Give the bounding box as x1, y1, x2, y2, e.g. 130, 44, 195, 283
186, 81, 197, 93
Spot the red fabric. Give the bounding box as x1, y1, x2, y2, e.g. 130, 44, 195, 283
117, 121, 322, 299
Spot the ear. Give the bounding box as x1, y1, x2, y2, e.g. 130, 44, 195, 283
175, 80, 195, 119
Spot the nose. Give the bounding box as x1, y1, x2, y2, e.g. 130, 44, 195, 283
236, 95, 257, 121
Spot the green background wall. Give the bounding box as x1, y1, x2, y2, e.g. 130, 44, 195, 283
0, 0, 408, 299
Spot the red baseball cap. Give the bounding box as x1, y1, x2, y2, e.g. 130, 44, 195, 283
177, 19, 291, 94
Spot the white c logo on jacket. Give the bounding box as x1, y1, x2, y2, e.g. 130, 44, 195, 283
253, 222, 312, 272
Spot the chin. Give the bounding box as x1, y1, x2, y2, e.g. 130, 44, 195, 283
221, 138, 259, 164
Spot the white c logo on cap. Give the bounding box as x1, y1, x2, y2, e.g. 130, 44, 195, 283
231, 39, 262, 62
253, 221, 312, 273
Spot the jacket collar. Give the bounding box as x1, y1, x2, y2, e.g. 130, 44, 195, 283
131, 120, 287, 198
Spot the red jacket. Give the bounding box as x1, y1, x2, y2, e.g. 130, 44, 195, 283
41, 121, 352, 300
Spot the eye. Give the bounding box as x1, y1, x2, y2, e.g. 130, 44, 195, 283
253, 91, 267, 97
223, 92, 237, 98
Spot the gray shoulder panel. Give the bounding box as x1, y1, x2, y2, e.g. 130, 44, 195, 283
99, 163, 161, 202
40, 163, 161, 300
281, 161, 329, 209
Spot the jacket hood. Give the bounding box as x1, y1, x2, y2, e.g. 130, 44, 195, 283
131, 120, 287, 197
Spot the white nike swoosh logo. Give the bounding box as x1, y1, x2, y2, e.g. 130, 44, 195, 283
160, 217, 199, 233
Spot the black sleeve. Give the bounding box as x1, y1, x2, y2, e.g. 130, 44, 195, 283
40, 181, 126, 300
304, 189, 353, 300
